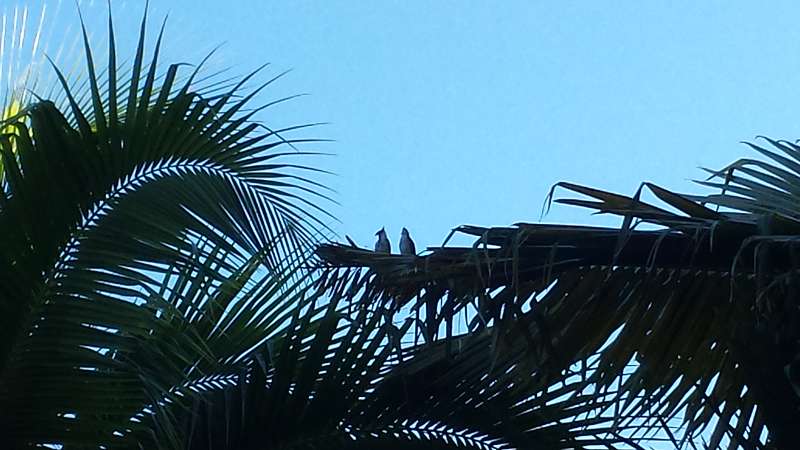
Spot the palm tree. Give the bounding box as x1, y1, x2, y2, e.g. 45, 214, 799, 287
1, 6, 621, 449
6, 5, 798, 450
0, 7, 333, 448
318, 141, 800, 448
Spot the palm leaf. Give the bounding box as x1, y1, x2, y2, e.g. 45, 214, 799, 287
317, 138, 800, 448
0, 6, 330, 447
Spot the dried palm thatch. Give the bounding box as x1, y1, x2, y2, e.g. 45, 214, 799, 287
317, 138, 800, 449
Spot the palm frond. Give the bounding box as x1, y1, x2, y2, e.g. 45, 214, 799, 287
180, 268, 652, 450
0, 6, 331, 447
317, 138, 800, 449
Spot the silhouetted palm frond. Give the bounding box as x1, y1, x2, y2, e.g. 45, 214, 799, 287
317, 138, 800, 449
0, 6, 330, 447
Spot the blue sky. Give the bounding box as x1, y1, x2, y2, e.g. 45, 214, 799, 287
18, 0, 800, 252
160, 0, 800, 251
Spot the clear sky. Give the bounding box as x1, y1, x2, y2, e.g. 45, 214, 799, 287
13, 0, 800, 251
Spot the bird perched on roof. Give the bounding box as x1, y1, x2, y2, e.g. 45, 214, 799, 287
374, 228, 391, 253
399, 227, 416, 255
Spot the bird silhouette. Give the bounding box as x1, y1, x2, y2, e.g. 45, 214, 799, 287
374, 227, 391, 253
399, 227, 416, 255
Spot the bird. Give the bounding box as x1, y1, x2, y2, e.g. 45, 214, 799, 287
374, 227, 391, 253
399, 227, 416, 255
